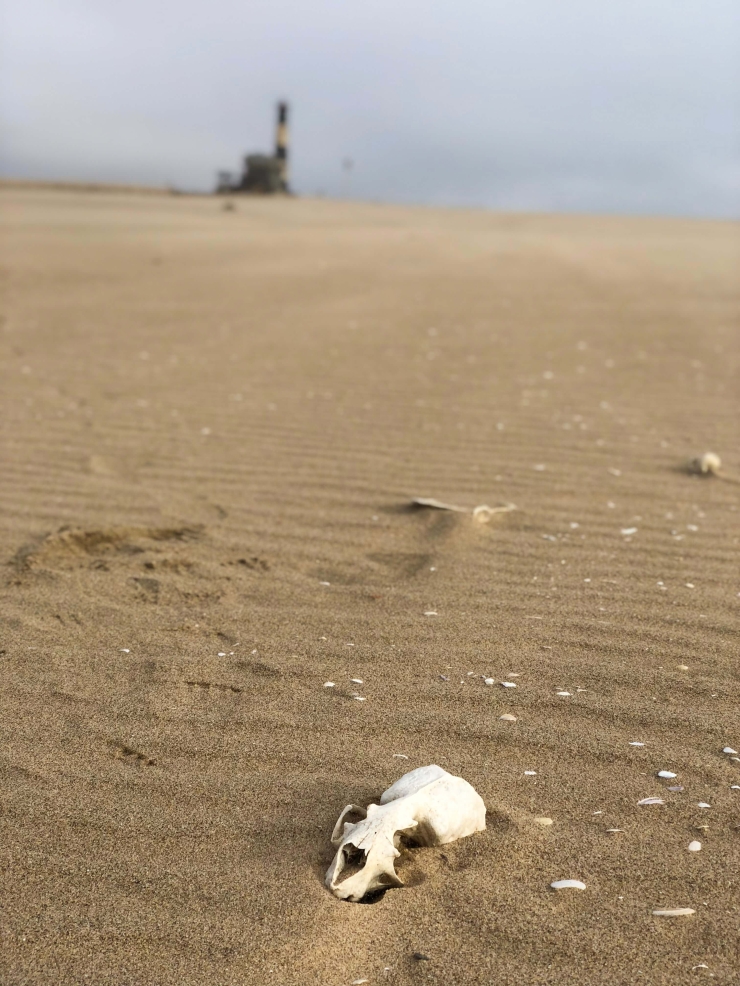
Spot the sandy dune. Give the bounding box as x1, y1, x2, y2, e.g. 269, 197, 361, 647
1, 186, 739, 985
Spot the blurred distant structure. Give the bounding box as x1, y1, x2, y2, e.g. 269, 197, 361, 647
216, 102, 290, 195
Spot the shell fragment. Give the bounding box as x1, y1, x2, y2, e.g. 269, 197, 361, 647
688, 841, 702, 852
657, 770, 677, 779
637, 797, 665, 806
550, 879, 586, 891
652, 908, 695, 917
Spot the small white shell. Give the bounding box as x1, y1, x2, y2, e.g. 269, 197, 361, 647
534, 817, 553, 826
723, 747, 738, 755
550, 879, 586, 891
697, 802, 711, 809
621, 527, 638, 535
688, 841, 702, 852
693, 452, 721, 475
323, 681, 335, 688
657, 770, 677, 779
501, 681, 517, 689
350, 678, 364, 684
556, 691, 572, 697
637, 797, 665, 806
629, 741, 645, 747
484, 677, 495, 685
524, 770, 537, 775
499, 713, 517, 722
652, 908, 695, 917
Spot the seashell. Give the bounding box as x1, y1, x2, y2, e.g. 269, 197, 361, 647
676, 664, 690, 671
556, 691, 572, 697
550, 879, 586, 891
697, 802, 711, 808
606, 828, 623, 834
423, 611, 438, 616
524, 770, 537, 776
667, 785, 684, 792
534, 817, 553, 826
484, 678, 495, 686
499, 713, 517, 722
629, 741, 645, 747
723, 747, 738, 755
731, 785, 740, 790
637, 797, 664, 806
324, 682, 335, 688
652, 908, 695, 917
657, 771, 677, 779
350, 679, 364, 684
621, 527, 638, 535
688, 841, 702, 852
501, 681, 517, 689
691, 452, 721, 475
393, 754, 409, 759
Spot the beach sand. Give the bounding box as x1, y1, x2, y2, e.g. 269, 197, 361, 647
1, 186, 738, 985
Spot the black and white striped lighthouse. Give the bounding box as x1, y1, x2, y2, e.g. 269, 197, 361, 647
274, 101, 289, 191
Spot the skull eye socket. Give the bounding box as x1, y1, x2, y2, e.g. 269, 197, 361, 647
337, 843, 366, 883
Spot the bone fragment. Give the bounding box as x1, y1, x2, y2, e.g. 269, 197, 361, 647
411, 497, 516, 523
325, 765, 486, 902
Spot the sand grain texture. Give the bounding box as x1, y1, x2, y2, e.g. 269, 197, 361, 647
1, 188, 739, 984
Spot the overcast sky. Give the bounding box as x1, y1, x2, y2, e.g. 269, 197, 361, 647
2, 0, 738, 216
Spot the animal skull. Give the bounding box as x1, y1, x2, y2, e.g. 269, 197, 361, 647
325, 764, 486, 902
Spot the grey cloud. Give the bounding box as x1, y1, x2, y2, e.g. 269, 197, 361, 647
1, 0, 738, 216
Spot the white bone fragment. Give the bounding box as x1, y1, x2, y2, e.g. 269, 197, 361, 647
550, 879, 586, 890
652, 908, 695, 917
411, 497, 516, 523
325, 765, 486, 902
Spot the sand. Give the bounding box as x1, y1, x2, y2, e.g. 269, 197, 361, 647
1, 186, 738, 985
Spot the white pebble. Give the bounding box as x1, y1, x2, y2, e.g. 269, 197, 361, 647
524, 770, 537, 776
697, 802, 711, 809
651, 908, 695, 917
120, 648, 130, 653
550, 879, 586, 891
499, 713, 517, 722
323, 682, 335, 688
484, 677, 495, 686
534, 817, 553, 826
723, 747, 738, 755
657, 770, 677, 779
688, 841, 702, 852
423, 610, 438, 616
350, 678, 363, 684
319, 581, 331, 586
217, 652, 226, 657
637, 797, 665, 806
502, 681, 517, 689
621, 527, 638, 535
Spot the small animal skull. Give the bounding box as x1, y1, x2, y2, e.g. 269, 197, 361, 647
325, 764, 486, 902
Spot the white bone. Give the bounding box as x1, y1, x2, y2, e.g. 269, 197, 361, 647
325, 765, 486, 902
